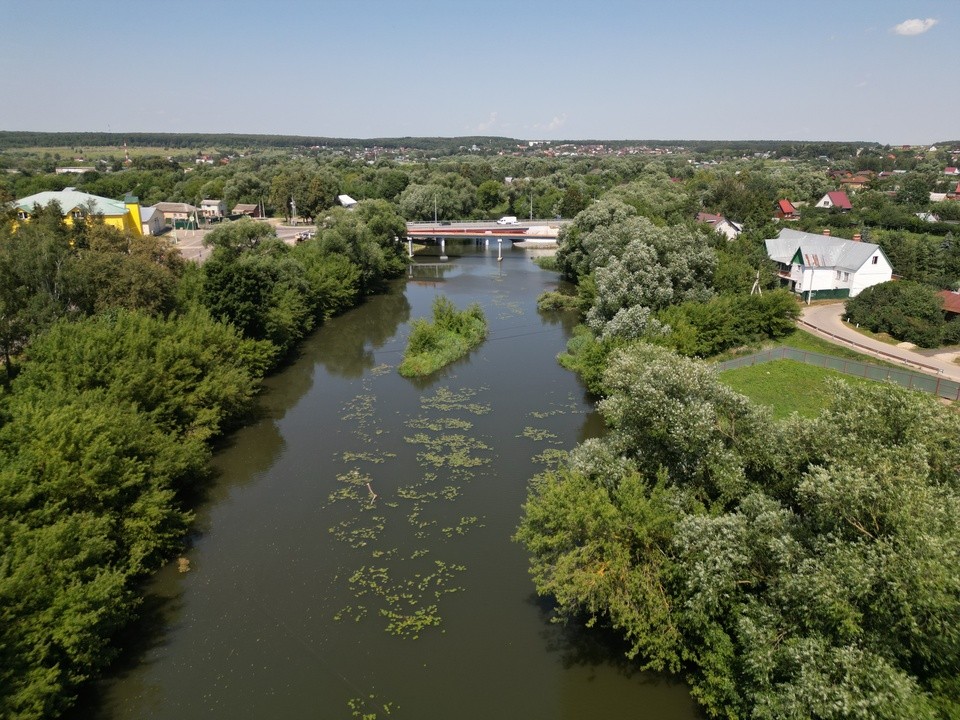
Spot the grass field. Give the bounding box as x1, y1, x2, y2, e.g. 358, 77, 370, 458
718, 358, 873, 419
710, 328, 901, 369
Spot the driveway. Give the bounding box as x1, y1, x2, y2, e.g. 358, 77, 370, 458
800, 302, 960, 382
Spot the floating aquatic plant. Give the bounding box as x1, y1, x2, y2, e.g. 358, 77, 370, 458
518, 426, 559, 442
419, 386, 490, 415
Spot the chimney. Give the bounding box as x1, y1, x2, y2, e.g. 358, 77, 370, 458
822, 228, 831, 236
852, 233, 861, 242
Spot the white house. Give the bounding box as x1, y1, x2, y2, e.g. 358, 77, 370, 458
765, 228, 893, 300
139, 206, 164, 236
695, 211, 742, 240
337, 194, 358, 208
200, 198, 226, 219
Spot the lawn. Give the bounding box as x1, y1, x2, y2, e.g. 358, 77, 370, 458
718, 359, 873, 419
776, 328, 901, 369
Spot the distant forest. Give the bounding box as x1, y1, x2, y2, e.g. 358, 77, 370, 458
0, 130, 921, 157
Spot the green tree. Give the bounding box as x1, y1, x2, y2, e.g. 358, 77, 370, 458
476, 180, 504, 212
313, 202, 407, 294
845, 280, 946, 347
558, 184, 588, 217
203, 218, 277, 255
520, 342, 960, 718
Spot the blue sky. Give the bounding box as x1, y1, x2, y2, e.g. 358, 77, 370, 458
1, 0, 956, 144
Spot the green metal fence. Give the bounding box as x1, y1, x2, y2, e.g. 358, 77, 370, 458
716, 347, 960, 401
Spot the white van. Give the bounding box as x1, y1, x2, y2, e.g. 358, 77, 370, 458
497, 216, 518, 225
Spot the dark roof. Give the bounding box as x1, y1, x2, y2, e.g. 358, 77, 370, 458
696, 211, 724, 225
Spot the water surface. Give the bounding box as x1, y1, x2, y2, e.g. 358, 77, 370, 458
84, 242, 698, 720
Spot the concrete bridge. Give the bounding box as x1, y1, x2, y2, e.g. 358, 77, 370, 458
405, 220, 568, 242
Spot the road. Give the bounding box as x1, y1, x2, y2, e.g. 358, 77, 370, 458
800, 302, 960, 382
169, 221, 309, 263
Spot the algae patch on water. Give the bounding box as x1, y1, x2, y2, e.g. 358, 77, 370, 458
327, 384, 493, 640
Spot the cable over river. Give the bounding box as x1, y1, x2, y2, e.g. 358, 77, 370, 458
75, 242, 698, 720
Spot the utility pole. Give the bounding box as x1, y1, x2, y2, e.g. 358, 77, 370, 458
530, 191, 533, 220
434, 194, 437, 224
291, 198, 297, 226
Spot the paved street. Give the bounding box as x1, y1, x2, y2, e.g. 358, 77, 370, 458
165, 227, 212, 263
167, 220, 309, 263
800, 302, 960, 382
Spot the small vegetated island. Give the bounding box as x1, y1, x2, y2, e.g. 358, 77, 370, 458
398, 296, 487, 377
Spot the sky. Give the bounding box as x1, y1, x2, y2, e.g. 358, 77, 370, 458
1, 0, 957, 145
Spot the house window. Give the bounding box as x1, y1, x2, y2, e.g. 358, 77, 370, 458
17, 211, 28, 220
71, 210, 84, 220
836, 270, 841, 280
872, 256, 878, 265
843, 272, 849, 281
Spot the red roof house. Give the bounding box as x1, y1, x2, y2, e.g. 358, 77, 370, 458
937, 290, 960, 316
775, 199, 798, 220
815, 191, 853, 211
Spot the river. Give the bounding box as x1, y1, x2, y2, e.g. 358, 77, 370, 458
77, 241, 698, 720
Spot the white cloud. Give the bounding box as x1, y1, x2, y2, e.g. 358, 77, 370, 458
893, 18, 938, 36
473, 112, 499, 133
534, 113, 568, 132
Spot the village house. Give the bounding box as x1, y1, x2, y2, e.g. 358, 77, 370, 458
151, 202, 198, 227
200, 199, 226, 220
139, 206, 165, 236
774, 199, 798, 220
815, 190, 853, 211
839, 175, 871, 192
765, 228, 893, 300
695, 211, 742, 240
231, 203, 263, 218
937, 290, 960, 318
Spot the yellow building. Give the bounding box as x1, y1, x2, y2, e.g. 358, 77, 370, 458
13, 188, 145, 236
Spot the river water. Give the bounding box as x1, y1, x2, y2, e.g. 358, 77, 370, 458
81, 242, 698, 720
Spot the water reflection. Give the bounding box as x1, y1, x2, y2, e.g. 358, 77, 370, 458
313, 290, 410, 378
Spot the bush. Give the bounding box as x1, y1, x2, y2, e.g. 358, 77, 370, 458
536, 290, 579, 312
845, 281, 947, 347
398, 297, 487, 377
653, 290, 800, 357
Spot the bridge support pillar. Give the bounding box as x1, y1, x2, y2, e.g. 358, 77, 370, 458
408, 239, 413, 258
440, 238, 448, 261
497, 238, 502, 262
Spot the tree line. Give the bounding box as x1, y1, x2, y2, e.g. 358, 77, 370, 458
518, 194, 960, 718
